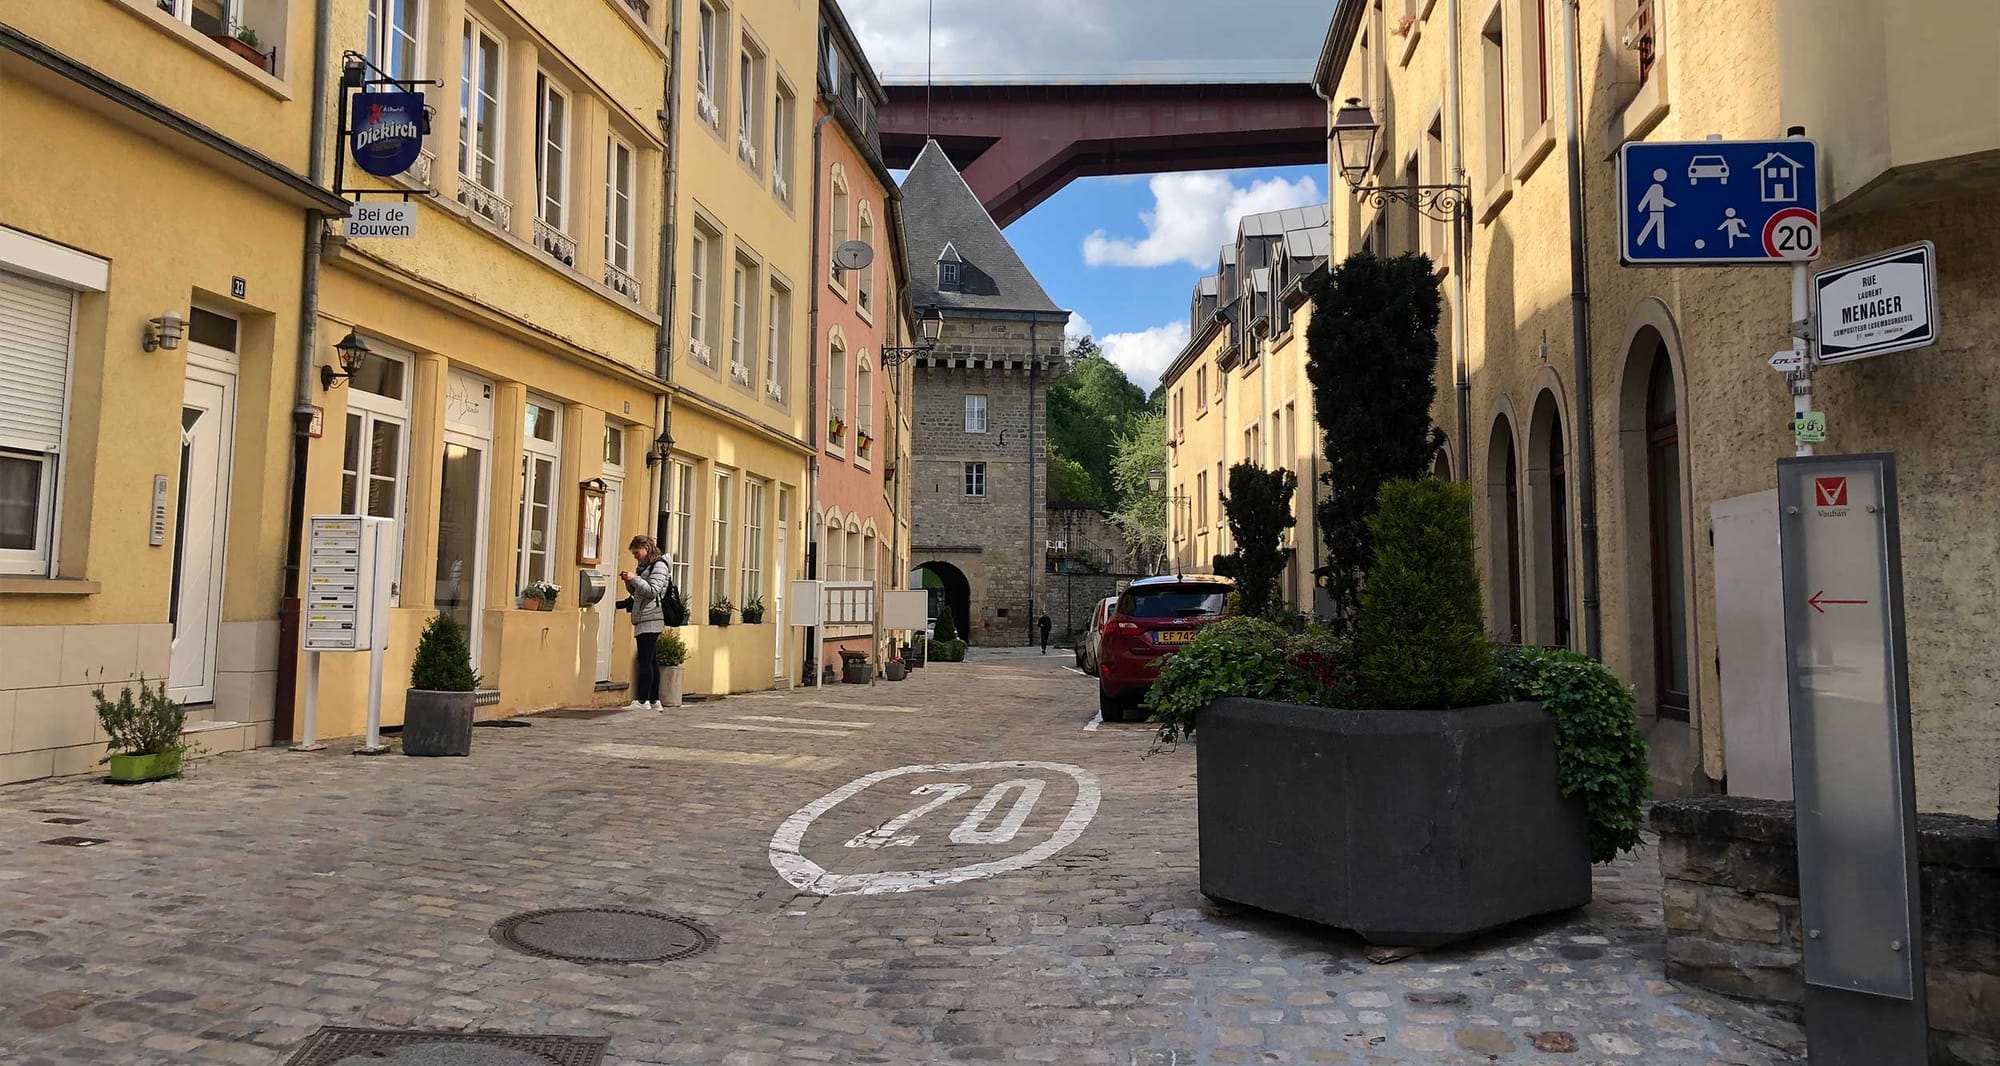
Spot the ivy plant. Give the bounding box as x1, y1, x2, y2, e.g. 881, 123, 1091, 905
1495, 644, 1652, 862
1148, 618, 1311, 744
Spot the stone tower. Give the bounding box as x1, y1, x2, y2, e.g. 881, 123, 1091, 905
899, 141, 1069, 646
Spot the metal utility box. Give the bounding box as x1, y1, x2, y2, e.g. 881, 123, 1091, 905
304, 515, 393, 652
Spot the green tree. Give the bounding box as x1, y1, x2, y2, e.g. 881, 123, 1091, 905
1220, 462, 1298, 618
1108, 409, 1169, 571
1047, 447, 1106, 507
411, 613, 480, 691
1048, 337, 1147, 504
1354, 478, 1493, 709
1306, 252, 1447, 629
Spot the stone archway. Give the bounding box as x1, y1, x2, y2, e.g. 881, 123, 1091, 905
1485, 410, 1523, 644
916, 561, 971, 642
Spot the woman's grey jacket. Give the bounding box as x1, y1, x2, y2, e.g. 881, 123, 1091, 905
626, 555, 673, 635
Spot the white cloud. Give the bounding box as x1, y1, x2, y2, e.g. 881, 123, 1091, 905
1082, 172, 1323, 269
1064, 313, 1095, 343
1098, 321, 1191, 394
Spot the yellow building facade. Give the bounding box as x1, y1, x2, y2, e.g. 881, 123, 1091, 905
2, 0, 348, 781
659, 0, 817, 692
1162, 207, 1329, 617
1315, 0, 1998, 814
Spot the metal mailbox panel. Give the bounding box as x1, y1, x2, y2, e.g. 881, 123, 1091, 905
1777, 455, 1919, 999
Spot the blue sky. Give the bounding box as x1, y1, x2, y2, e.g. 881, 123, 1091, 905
1003, 165, 1326, 393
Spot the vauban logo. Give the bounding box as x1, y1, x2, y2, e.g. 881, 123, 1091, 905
1813, 475, 1851, 516
349, 91, 426, 178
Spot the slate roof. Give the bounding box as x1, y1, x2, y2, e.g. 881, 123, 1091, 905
1284, 226, 1333, 260
899, 141, 1065, 316
1238, 203, 1330, 239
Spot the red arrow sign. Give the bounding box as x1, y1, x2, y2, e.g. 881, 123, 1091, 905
1809, 590, 1868, 614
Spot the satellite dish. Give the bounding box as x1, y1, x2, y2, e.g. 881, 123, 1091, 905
834, 240, 875, 271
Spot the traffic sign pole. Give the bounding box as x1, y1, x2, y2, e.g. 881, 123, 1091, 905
1793, 260, 1814, 457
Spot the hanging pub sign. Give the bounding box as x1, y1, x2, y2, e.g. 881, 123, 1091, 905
349, 91, 427, 178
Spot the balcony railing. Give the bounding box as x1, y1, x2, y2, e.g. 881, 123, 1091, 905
534, 218, 578, 268
737, 135, 757, 166
688, 338, 714, 367
730, 360, 752, 386
604, 261, 642, 304
773, 173, 789, 202
696, 91, 720, 128
398, 148, 435, 192
622, 0, 650, 20
457, 176, 511, 229
765, 378, 785, 402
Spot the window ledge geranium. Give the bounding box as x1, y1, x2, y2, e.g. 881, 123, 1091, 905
522, 581, 561, 610
707, 596, 735, 626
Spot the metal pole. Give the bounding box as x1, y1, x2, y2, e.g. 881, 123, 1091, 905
1792, 261, 1814, 458
359, 643, 387, 753
293, 651, 324, 751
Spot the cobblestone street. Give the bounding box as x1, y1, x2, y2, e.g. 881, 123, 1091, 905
0, 649, 1800, 1065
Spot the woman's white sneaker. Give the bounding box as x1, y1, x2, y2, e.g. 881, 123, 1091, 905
623, 700, 647, 710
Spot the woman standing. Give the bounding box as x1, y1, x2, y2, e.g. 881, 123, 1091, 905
618, 535, 673, 709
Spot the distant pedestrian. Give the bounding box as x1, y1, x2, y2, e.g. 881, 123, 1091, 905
617, 535, 673, 710
1038, 612, 1052, 654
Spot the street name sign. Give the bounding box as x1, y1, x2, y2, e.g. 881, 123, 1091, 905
1618, 138, 1821, 265
1813, 242, 1938, 365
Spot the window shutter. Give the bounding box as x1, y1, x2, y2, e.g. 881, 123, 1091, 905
0, 270, 73, 454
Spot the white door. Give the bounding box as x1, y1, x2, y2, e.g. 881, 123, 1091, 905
169, 369, 235, 703
774, 487, 790, 678
594, 477, 623, 682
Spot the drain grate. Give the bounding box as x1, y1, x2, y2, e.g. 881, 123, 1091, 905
535, 707, 629, 720
491, 907, 715, 964
42, 816, 90, 825
284, 1027, 608, 1065
40, 836, 108, 848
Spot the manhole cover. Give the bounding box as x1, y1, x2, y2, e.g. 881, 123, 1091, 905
491, 907, 714, 963
284, 1028, 607, 1066
40, 836, 108, 848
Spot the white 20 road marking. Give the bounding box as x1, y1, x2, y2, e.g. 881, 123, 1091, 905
770, 761, 1101, 895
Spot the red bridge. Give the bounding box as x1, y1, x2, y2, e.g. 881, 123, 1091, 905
878, 80, 1328, 227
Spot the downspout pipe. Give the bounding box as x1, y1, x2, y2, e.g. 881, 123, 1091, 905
1445, 0, 1471, 481
654, 0, 685, 547
1027, 321, 1038, 646
277, 0, 337, 741
1560, 0, 1602, 658
805, 111, 834, 680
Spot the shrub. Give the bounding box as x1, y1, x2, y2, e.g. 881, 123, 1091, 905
927, 638, 967, 662
411, 613, 480, 692
94, 678, 188, 759
1283, 623, 1358, 707
1148, 618, 1314, 743
933, 604, 959, 643
1495, 645, 1651, 862
1353, 478, 1494, 708
1219, 462, 1297, 619
654, 630, 688, 667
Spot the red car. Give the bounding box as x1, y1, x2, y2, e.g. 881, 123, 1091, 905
1096, 575, 1234, 722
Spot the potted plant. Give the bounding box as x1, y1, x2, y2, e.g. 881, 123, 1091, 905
654, 630, 688, 708
94, 678, 190, 783
1151, 479, 1631, 948
828, 415, 845, 441
208, 22, 271, 71
884, 656, 906, 682
404, 613, 479, 756
707, 596, 734, 626
521, 580, 560, 611
839, 647, 872, 684
740, 593, 766, 625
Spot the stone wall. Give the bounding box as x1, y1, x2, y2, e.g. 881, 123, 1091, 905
1651, 797, 1999, 1065
909, 317, 1059, 646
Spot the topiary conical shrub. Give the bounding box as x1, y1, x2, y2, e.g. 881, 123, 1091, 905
411, 613, 480, 692
933, 604, 959, 643
1354, 478, 1494, 708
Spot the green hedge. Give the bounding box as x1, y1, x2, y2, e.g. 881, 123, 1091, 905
1147, 619, 1353, 743
1495, 644, 1651, 862
1354, 478, 1494, 708
927, 638, 967, 662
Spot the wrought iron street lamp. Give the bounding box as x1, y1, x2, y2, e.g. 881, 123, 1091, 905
1330, 98, 1469, 222
320, 329, 371, 391
878, 307, 945, 368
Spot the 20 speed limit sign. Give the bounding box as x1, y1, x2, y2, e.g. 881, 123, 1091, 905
1762, 207, 1821, 261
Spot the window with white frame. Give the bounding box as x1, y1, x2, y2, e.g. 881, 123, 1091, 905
828, 341, 848, 446
165, 0, 238, 37
459, 17, 504, 194
742, 479, 765, 604
823, 516, 843, 579
340, 347, 409, 596
729, 254, 758, 387
603, 423, 624, 468
862, 531, 876, 585
764, 280, 789, 402
963, 462, 985, 498
535, 74, 570, 240
737, 47, 763, 167
689, 224, 719, 366
0, 270, 76, 576
366, 0, 422, 82
937, 258, 961, 291
517, 398, 561, 595
855, 204, 875, 314
695, 3, 719, 127
605, 136, 635, 274
829, 167, 849, 290
709, 469, 732, 602
668, 459, 696, 591
855, 358, 873, 459
1480, 4, 1508, 192
772, 81, 795, 201
964, 393, 987, 433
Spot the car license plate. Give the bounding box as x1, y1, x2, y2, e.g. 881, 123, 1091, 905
1153, 630, 1194, 645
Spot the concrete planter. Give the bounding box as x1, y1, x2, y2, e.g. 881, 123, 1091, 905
661, 666, 684, 708
106, 750, 183, 783
842, 660, 871, 684
884, 662, 907, 681
1197, 697, 1591, 947
402, 689, 474, 756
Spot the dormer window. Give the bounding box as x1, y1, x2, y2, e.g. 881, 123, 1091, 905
938, 260, 961, 290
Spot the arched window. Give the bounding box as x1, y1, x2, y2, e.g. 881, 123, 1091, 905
1646, 347, 1690, 718
1487, 415, 1522, 644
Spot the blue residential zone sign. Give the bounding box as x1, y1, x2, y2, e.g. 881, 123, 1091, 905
1618, 138, 1821, 266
